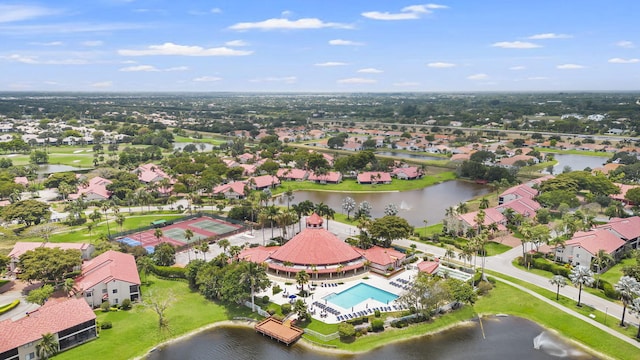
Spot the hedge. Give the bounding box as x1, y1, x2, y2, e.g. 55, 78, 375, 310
596, 279, 618, 299
517, 256, 570, 277
152, 265, 187, 279
0, 299, 20, 315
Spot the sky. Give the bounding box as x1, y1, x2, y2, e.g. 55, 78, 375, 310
1, 0, 639, 92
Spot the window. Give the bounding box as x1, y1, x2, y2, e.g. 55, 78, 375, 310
112, 289, 118, 294
114, 298, 118, 304
86, 292, 92, 297
26, 352, 35, 360
102, 289, 107, 294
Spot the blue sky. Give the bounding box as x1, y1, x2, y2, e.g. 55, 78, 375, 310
1, 0, 639, 92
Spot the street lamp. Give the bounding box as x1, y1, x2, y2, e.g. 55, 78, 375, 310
604, 306, 608, 325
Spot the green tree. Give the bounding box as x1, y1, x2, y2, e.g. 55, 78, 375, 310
29, 149, 49, 164
549, 275, 567, 301
136, 256, 155, 283
239, 261, 271, 312
217, 238, 230, 254
2, 199, 51, 226
295, 270, 310, 294
569, 265, 594, 307
614, 276, 640, 327
35, 333, 59, 360
19, 248, 81, 285
368, 215, 413, 248
444, 278, 477, 307
153, 242, 176, 266
27, 284, 54, 305
143, 290, 175, 331
592, 249, 614, 287
294, 299, 309, 321
628, 297, 640, 339
338, 322, 356, 339
397, 272, 450, 318
63, 278, 75, 295
342, 196, 356, 220
624, 187, 640, 206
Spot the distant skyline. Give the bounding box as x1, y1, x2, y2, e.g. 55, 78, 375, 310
1, 1, 639, 92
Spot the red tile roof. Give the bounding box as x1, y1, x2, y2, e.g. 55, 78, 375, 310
565, 229, 627, 256
306, 213, 324, 226
9, 242, 91, 259
497, 197, 541, 218
458, 208, 506, 229
356, 246, 406, 267
74, 250, 140, 293
0, 298, 95, 353
357, 172, 392, 183
596, 216, 640, 241
135, 163, 172, 183
239, 246, 276, 263
418, 260, 440, 274
277, 168, 308, 180
307, 171, 341, 183
250, 175, 280, 188
392, 166, 421, 179
500, 184, 538, 200
269, 228, 363, 265
69, 176, 112, 200
213, 181, 246, 196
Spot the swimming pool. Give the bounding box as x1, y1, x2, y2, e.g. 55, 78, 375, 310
323, 283, 398, 309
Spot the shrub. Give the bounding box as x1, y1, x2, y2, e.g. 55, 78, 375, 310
374, 309, 381, 318
597, 280, 618, 299
281, 303, 292, 315
371, 318, 385, 332
120, 298, 132, 310
100, 301, 110, 312
152, 265, 186, 279
338, 323, 356, 339
272, 284, 282, 295
477, 281, 493, 295
100, 321, 113, 330
262, 295, 270, 305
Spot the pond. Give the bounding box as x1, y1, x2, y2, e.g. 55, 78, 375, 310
146, 316, 596, 360
173, 142, 215, 152
376, 151, 444, 161
543, 154, 610, 174
287, 181, 490, 226
37, 164, 87, 174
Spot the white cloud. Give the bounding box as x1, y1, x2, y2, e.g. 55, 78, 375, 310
91, 81, 112, 88
314, 61, 348, 67
608, 58, 640, 64
615, 40, 635, 48
357, 68, 383, 73
249, 76, 297, 84
0, 4, 58, 23
118, 42, 253, 56
225, 40, 249, 47
2, 54, 38, 64
362, 3, 447, 21
527, 76, 549, 80
193, 76, 222, 82
229, 18, 352, 31
119, 65, 159, 72
0, 22, 148, 35
82, 40, 103, 47
427, 62, 456, 68
30, 41, 63, 46
393, 81, 420, 87
165, 66, 189, 71
509, 66, 526, 70
281, 10, 293, 18
329, 39, 364, 46
556, 63, 585, 69
210, 8, 222, 14
467, 73, 489, 80
528, 33, 572, 39
1, 54, 89, 65
492, 41, 541, 49
337, 77, 377, 84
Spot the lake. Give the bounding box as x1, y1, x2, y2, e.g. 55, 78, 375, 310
173, 142, 215, 152
146, 316, 596, 360
544, 154, 610, 174
376, 151, 444, 161
286, 181, 490, 226
37, 164, 87, 174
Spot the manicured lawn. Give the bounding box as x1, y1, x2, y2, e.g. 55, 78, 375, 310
55, 275, 260, 360
484, 241, 512, 256
173, 135, 226, 145
600, 257, 636, 285
414, 223, 444, 238
273, 174, 456, 194
475, 277, 639, 360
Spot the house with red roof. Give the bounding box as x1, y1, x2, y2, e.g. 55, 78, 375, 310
133, 163, 173, 184
357, 172, 392, 185
239, 214, 367, 279
68, 176, 112, 201
13, 176, 28, 186
307, 171, 342, 184
596, 216, 640, 249
277, 168, 308, 181
355, 246, 406, 275
213, 181, 247, 199
499, 154, 537, 168
456, 208, 507, 235
556, 229, 627, 269
7, 242, 94, 273
498, 183, 538, 205
73, 250, 141, 307
238, 153, 255, 164
392, 166, 423, 180
611, 183, 640, 205
248, 175, 280, 190
418, 259, 440, 274
496, 197, 541, 219
0, 298, 97, 360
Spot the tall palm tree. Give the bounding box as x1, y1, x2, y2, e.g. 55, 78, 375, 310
592, 250, 614, 288
444, 246, 455, 262
457, 202, 469, 214
295, 270, 310, 294
629, 297, 640, 339
549, 275, 567, 301
199, 241, 210, 261
239, 262, 270, 312
115, 213, 125, 233
153, 228, 163, 242
136, 256, 155, 283
36, 333, 59, 360
217, 238, 230, 254
101, 202, 111, 237
479, 197, 489, 209
284, 187, 295, 209
342, 196, 356, 220
569, 265, 594, 307
614, 276, 640, 327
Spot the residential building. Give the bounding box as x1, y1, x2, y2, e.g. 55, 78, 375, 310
68, 176, 112, 201
7, 242, 94, 273
556, 229, 627, 269
596, 216, 640, 249
213, 181, 247, 200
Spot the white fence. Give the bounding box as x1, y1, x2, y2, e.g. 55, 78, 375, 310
303, 328, 339, 341
243, 301, 270, 317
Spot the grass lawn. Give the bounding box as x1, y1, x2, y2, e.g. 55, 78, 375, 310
173, 135, 226, 145
273, 173, 456, 194
414, 223, 444, 238
475, 276, 639, 360
55, 275, 260, 360
484, 241, 512, 256
600, 257, 636, 285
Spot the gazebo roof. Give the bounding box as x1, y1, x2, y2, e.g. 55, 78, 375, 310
269, 228, 362, 266
306, 213, 323, 226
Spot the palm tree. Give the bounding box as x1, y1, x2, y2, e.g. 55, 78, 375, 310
592, 250, 614, 288
444, 246, 455, 262
459, 245, 473, 266
239, 262, 270, 312
295, 270, 310, 294
342, 196, 356, 220
629, 297, 640, 339
115, 213, 125, 233
217, 238, 230, 254
549, 275, 567, 301
101, 203, 111, 237
63, 278, 75, 295
614, 276, 640, 327
284, 187, 295, 209
136, 256, 155, 283
479, 197, 489, 209
457, 202, 469, 214
153, 228, 163, 242
422, 218, 428, 238
199, 241, 210, 261
36, 333, 59, 360
569, 265, 595, 307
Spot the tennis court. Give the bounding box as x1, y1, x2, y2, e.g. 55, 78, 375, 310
116, 215, 244, 250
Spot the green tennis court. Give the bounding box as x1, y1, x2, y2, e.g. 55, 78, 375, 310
190, 219, 239, 234
162, 228, 205, 243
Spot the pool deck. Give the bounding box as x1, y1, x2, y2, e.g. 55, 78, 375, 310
257, 268, 420, 324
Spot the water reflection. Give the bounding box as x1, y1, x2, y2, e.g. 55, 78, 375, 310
376, 151, 443, 161
544, 154, 609, 174
147, 316, 595, 360
289, 181, 490, 226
